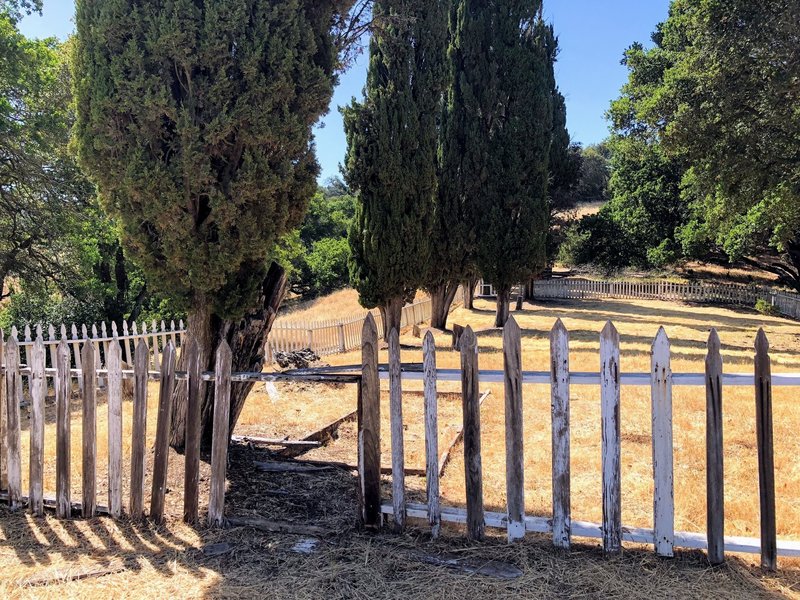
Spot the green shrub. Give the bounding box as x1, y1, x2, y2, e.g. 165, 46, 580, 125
755, 298, 779, 316
307, 237, 350, 294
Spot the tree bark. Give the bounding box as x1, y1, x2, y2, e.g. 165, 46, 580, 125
169, 262, 287, 451
495, 285, 511, 327
379, 296, 404, 340
429, 282, 459, 329
525, 278, 536, 302
463, 277, 478, 310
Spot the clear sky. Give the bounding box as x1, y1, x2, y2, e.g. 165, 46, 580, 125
20, 0, 671, 183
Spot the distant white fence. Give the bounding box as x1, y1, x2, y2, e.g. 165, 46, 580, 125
267, 297, 434, 359
532, 278, 800, 320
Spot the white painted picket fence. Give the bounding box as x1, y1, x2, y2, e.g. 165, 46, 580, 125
266, 297, 434, 358
532, 278, 800, 319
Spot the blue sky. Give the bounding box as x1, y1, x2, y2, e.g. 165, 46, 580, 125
20, 0, 671, 183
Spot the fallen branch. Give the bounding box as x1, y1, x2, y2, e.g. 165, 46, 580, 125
227, 515, 334, 537
20, 559, 126, 587
438, 390, 491, 477
277, 409, 358, 459
232, 435, 321, 448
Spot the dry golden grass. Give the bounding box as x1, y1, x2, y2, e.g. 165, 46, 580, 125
278, 287, 428, 323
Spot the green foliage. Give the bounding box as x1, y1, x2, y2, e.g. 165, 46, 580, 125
755, 298, 778, 317
307, 237, 350, 294
343, 0, 448, 310
574, 144, 611, 204
72, 0, 349, 320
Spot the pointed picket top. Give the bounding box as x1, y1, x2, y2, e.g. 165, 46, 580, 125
136, 337, 149, 358
60, 324, 67, 339
122, 320, 129, 336
460, 325, 477, 352
503, 314, 521, 345
652, 326, 670, 354
35, 323, 42, 338
101, 322, 108, 338
423, 329, 436, 353
81, 324, 89, 339
132, 321, 139, 335
160, 320, 166, 332
179, 319, 185, 330
601, 320, 619, 342
71, 323, 78, 339
111, 321, 118, 337
91, 324, 98, 339
11, 325, 18, 338
81, 337, 94, 366
216, 338, 232, 365
48, 324, 56, 341
756, 328, 770, 355
362, 312, 378, 344
707, 328, 721, 354
24, 324, 32, 341
142, 321, 148, 335
551, 317, 568, 337
170, 320, 176, 332
7, 330, 19, 349
57, 337, 69, 357
151, 320, 157, 334
34, 333, 44, 353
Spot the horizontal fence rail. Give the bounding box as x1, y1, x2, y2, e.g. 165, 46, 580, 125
354, 315, 796, 569
532, 278, 800, 320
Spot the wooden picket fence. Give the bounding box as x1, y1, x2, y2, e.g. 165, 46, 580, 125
266, 296, 436, 358
532, 278, 800, 319
355, 313, 800, 569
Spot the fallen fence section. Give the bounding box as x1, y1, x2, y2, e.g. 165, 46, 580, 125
355, 315, 794, 569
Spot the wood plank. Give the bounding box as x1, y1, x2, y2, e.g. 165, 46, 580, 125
651, 327, 674, 557
705, 328, 725, 565
183, 339, 202, 524
81, 341, 97, 517
755, 329, 777, 570
129, 339, 149, 519
550, 319, 571, 549
56, 340, 71, 519
600, 321, 621, 554
232, 435, 322, 448
208, 340, 232, 527
0, 330, 5, 491
437, 390, 491, 476
4, 335, 21, 506
276, 410, 357, 459
149, 341, 176, 523
461, 326, 484, 541
503, 316, 525, 542
106, 338, 123, 518
358, 313, 381, 529
29, 336, 46, 516
388, 329, 405, 532
423, 331, 441, 538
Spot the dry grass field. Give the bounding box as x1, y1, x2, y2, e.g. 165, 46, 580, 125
3, 293, 800, 597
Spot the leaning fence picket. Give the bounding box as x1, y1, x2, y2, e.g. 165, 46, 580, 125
150, 341, 176, 523
600, 321, 622, 554
208, 340, 232, 527
5, 335, 21, 507
107, 338, 123, 518
550, 319, 571, 549
460, 326, 484, 541
422, 331, 441, 538
130, 339, 149, 519
183, 339, 202, 524
55, 339, 71, 519
755, 329, 777, 570
29, 336, 45, 516
503, 316, 525, 542
651, 328, 674, 557
388, 329, 405, 532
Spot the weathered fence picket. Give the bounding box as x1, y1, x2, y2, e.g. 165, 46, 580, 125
130, 339, 149, 519
550, 319, 571, 549
81, 342, 97, 518
107, 338, 123, 518
460, 326, 484, 541
29, 336, 45, 516
55, 339, 71, 519
184, 339, 202, 524
755, 329, 777, 571
388, 329, 405, 532
150, 341, 176, 523
651, 328, 674, 557
600, 321, 622, 554
208, 341, 232, 527
5, 335, 21, 507
358, 314, 381, 529
705, 329, 725, 565
503, 316, 525, 542
422, 331, 440, 538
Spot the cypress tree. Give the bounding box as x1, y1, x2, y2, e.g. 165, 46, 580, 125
343, 0, 448, 337
471, 2, 553, 326
72, 0, 352, 447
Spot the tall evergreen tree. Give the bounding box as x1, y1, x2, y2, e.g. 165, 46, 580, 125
465, 1, 553, 326
343, 0, 448, 337
72, 0, 354, 448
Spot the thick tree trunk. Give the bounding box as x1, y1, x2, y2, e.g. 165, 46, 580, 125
169, 262, 287, 451
463, 277, 478, 310
429, 282, 459, 329
378, 296, 404, 340
495, 285, 511, 328
525, 278, 536, 302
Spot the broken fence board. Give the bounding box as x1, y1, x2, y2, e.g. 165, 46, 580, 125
150, 341, 176, 523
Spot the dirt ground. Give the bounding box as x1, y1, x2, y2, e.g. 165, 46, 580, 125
3, 294, 800, 597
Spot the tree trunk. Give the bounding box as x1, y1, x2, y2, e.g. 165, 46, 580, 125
463, 277, 478, 310
378, 296, 404, 340
495, 285, 511, 327
429, 282, 459, 329
515, 284, 524, 311
169, 262, 287, 451
525, 278, 536, 302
